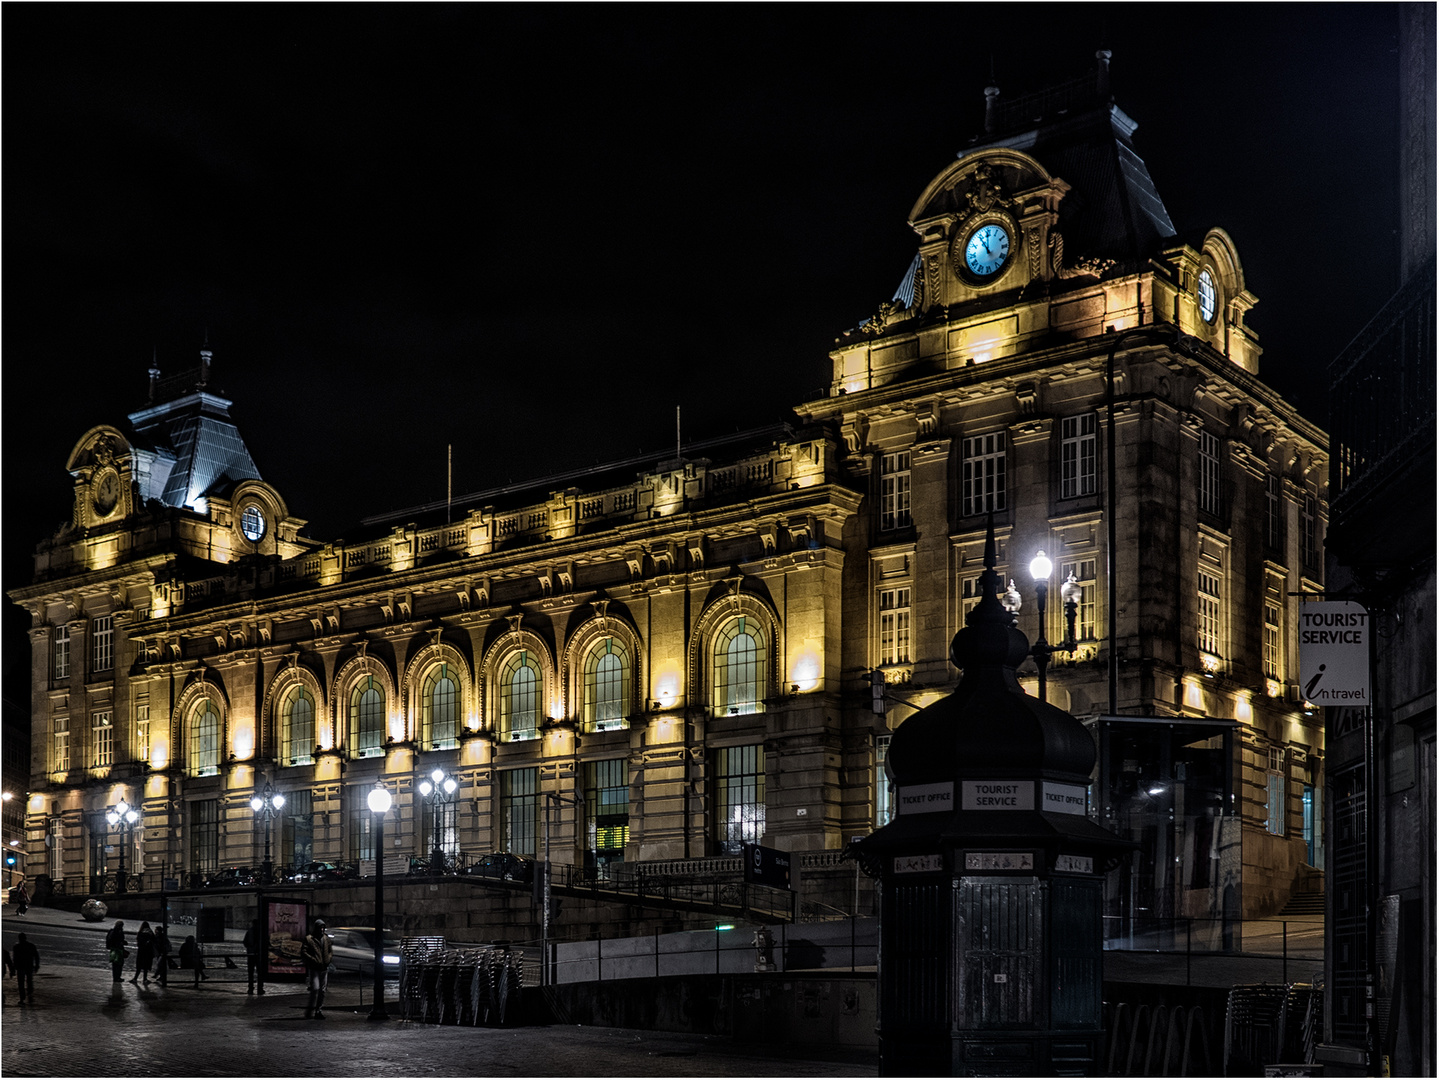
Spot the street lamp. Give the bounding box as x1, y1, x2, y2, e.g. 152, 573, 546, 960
417, 767, 457, 873
366, 780, 392, 1022
540, 791, 583, 987
1001, 550, 1082, 703
249, 782, 285, 885
105, 798, 140, 892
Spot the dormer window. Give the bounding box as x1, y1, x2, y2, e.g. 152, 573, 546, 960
240, 504, 267, 542
1197, 268, 1217, 323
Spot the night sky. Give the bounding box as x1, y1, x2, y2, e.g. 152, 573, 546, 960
2, 5, 1404, 687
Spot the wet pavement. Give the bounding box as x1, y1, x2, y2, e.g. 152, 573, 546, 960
2, 904, 876, 1077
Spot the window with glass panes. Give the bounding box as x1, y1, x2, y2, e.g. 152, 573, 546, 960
422, 664, 459, 749
875, 734, 893, 828
879, 588, 911, 665
961, 431, 1006, 516
713, 744, 765, 855
1263, 602, 1282, 678
53, 625, 70, 680
501, 652, 541, 741
1198, 431, 1221, 516
1060, 413, 1098, 498
283, 686, 315, 765
585, 759, 629, 871
92, 711, 113, 768
1059, 558, 1098, 640
48, 818, 63, 880
348, 787, 376, 863
713, 617, 765, 715
1301, 494, 1319, 570
53, 715, 70, 774
1265, 473, 1283, 548
500, 768, 538, 856
1265, 748, 1286, 835
134, 702, 150, 766
191, 700, 221, 776
280, 789, 314, 870
92, 614, 114, 672
583, 638, 629, 731
1197, 570, 1222, 656
880, 451, 911, 531
421, 787, 459, 860
190, 799, 220, 875
350, 676, 385, 758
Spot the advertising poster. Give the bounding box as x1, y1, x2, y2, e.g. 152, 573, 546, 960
264, 897, 308, 978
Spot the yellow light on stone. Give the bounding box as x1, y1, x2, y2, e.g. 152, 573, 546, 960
1235, 696, 1253, 723
151, 740, 169, 770
28, 794, 45, 814
233, 729, 254, 759
790, 654, 820, 693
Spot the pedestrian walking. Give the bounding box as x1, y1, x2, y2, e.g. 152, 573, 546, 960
3, 943, 14, 1006
105, 920, 128, 983
130, 921, 156, 986
154, 925, 172, 987
13, 933, 39, 1004
242, 917, 261, 994
178, 935, 207, 984
14, 880, 28, 915
300, 918, 333, 1018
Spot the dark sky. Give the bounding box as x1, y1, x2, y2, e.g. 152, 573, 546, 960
3, 3, 1403, 609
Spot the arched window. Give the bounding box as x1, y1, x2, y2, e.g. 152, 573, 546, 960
282, 686, 315, 766
500, 652, 541, 741
190, 699, 221, 777
713, 617, 765, 715
350, 676, 385, 758
422, 664, 459, 750
583, 637, 629, 732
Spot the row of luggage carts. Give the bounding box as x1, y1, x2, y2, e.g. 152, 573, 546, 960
397, 937, 526, 1026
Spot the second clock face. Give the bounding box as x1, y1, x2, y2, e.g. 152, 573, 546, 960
93, 470, 119, 516
964, 223, 1011, 278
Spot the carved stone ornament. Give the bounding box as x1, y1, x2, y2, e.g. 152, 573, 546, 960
860, 299, 900, 337
957, 163, 1007, 226
92, 434, 117, 468
1049, 231, 1115, 280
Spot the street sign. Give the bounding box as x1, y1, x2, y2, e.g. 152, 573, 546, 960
742, 843, 793, 891
1298, 601, 1370, 705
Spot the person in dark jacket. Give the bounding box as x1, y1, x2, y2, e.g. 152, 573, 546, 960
300, 918, 333, 1018
105, 921, 127, 983
13, 881, 28, 916
130, 921, 156, 986
242, 918, 262, 994
13, 933, 39, 1004
153, 925, 172, 987
178, 935, 207, 983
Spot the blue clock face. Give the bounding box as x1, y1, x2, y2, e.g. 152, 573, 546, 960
964, 224, 1011, 277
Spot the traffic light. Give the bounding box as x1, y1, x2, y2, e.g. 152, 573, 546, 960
870, 669, 887, 716
4, 853, 16, 868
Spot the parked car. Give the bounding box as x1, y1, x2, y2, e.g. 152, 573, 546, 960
290, 861, 359, 883
204, 865, 258, 888
464, 852, 535, 883
325, 926, 402, 978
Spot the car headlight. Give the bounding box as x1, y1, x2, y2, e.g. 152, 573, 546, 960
382, 955, 400, 965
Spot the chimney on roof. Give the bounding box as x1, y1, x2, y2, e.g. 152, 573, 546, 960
1096, 49, 1113, 100
148, 349, 161, 403
199, 340, 212, 389
983, 85, 1000, 133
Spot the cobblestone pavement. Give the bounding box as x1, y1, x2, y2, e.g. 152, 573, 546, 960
2, 907, 875, 1077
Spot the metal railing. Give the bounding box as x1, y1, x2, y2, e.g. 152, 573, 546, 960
1104, 914, 1324, 986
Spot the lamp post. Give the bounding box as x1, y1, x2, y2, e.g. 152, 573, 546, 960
541, 791, 583, 987
105, 798, 140, 892
417, 767, 457, 873
366, 780, 392, 1022
1001, 550, 1082, 703
249, 782, 285, 885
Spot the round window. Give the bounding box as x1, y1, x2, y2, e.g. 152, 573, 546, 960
1197, 268, 1217, 324
240, 504, 267, 542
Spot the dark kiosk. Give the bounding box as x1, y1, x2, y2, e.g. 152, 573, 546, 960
852, 525, 1130, 1076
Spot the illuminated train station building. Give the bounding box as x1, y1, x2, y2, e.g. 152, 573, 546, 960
12, 59, 1328, 926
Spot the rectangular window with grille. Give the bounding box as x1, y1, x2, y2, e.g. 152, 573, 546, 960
713, 744, 765, 855
281, 789, 314, 870
1266, 748, 1286, 835
501, 768, 538, 857
1060, 413, 1098, 498
1197, 570, 1222, 656
1265, 474, 1283, 548
1198, 431, 1221, 517
1059, 558, 1098, 640
190, 799, 220, 875
92, 711, 113, 769
54, 625, 70, 680
92, 615, 114, 673
53, 716, 70, 774
880, 451, 911, 531
134, 702, 150, 766
1301, 494, 1319, 570
879, 587, 911, 665
875, 734, 893, 828
1264, 602, 1282, 678
962, 432, 1007, 517
349, 796, 376, 863
48, 818, 63, 880
584, 758, 629, 873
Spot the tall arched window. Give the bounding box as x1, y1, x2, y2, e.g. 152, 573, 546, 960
350, 676, 385, 758
422, 664, 459, 750
282, 686, 315, 766
190, 699, 221, 777
500, 652, 541, 741
713, 616, 765, 715
583, 637, 629, 732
